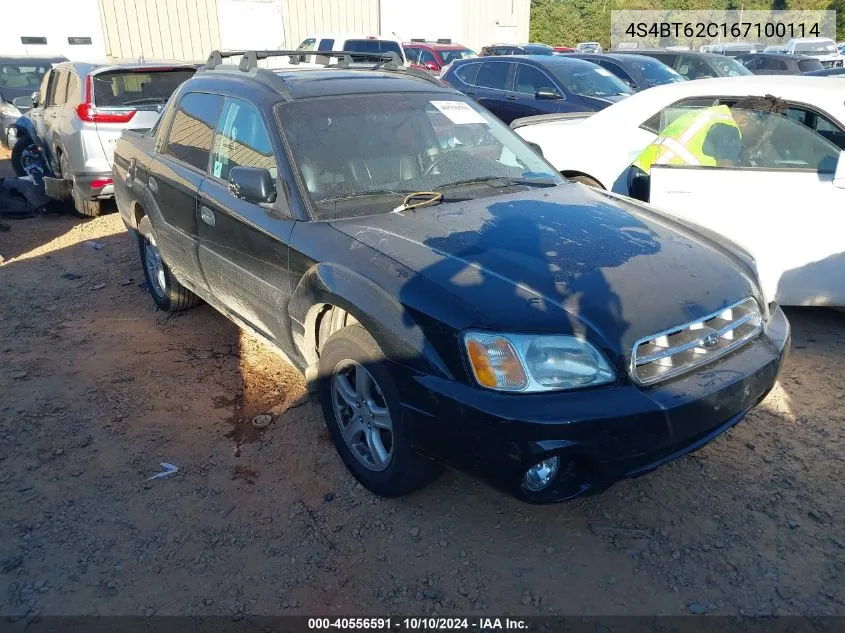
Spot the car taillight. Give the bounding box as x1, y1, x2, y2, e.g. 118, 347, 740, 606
76, 75, 136, 123
90, 178, 113, 189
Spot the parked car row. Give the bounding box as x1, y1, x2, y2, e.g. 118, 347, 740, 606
513, 76, 845, 308
108, 47, 790, 505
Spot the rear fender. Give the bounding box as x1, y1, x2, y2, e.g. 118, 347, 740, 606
288, 262, 452, 381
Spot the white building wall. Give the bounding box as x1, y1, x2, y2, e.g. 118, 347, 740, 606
280, 0, 380, 49
219, 0, 285, 51
99, 0, 221, 61
380, 0, 531, 53
0, 0, 106, 59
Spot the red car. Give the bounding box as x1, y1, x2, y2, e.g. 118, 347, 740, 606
402, 40, 476, 73
554, 46, 575, 52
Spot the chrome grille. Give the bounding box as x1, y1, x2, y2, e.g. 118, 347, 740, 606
631, 297, 763, 386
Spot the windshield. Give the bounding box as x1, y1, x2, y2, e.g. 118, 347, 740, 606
632, 57, 685, 86
547, 62, 633, 97
709, 56, 752, 76
92, 69, 196, 108
343, 39, 403, 63
0, 62, 52, 92
276, 93, 562, 220
523, 45, 555, 55
794, 41, 837, 53
439, 49, 476, 64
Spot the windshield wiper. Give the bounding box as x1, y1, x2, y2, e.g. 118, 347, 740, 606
437, 176, 559, 191
121, 97, 168, 106
316, 189, 416, 205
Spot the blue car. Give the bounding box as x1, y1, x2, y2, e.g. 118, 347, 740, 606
442, 55, 633, 125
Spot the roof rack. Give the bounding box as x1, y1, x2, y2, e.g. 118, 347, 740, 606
199, 49, 445, 90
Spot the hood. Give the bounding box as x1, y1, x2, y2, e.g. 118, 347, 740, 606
329, 184, 758, 360
578, 93, 629, 110
0, 86, 34, 112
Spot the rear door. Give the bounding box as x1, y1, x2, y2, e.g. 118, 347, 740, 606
89, 67, 197, 167
196, 96, 297, 343
151, 91, 224, 283
42, 68, 68, 165
648, 110, 845, 306
503, 62, 564, 121
30, 69, 55, 142
472, 60, 512, 121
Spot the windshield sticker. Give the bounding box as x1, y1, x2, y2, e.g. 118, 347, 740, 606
430, 100, 487, 124
595, 68, 613, 76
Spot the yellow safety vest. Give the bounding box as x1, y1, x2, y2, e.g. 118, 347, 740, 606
632, 105, 739, 173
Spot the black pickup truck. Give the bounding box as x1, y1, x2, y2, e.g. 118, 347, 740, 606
112, 50, 790, 503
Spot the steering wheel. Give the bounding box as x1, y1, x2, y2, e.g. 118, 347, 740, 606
423, 151, 458, 176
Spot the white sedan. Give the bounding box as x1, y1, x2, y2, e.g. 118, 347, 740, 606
513, 76, 845, 307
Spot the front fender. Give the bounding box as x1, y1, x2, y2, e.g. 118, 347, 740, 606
12, 117, 38, 143
289, 262, 452, 380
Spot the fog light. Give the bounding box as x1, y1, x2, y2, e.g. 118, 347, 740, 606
522, 456, 560, 492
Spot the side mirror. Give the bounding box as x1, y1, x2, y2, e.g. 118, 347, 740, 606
834, 150, 845, 189
30, 91, 40, 108
424, 61, 439, 72
527, 141, 544, 157
13, 95, 34, 110
228, 167, 277, 204
535, 88, 562, 100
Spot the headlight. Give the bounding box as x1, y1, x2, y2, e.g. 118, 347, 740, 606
464, 332, 616, 393
0, 102, 21, 118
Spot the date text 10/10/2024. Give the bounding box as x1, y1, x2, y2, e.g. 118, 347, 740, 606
307, 618, 529, 630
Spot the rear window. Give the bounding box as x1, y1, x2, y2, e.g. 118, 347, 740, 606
0, 62, 52, 90
342, 39, 403, 62
92, 69, 196, 108
439, 48, 476, 64
798, 59, 824, 72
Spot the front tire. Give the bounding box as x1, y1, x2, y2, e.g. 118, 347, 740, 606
318, 324, 441, 497
137, 216, 200, 312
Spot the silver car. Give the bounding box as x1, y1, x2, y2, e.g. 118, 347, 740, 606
12, 61, 196, 216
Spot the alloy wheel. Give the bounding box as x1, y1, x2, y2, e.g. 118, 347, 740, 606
331, 360, 394, 472
143, 236, 166, 299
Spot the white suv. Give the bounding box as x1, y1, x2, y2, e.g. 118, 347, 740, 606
12, 61, 196, 216
783, 37, 844, 68
292, 34, 405, 65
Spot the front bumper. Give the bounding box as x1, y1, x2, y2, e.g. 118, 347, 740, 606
400, 304, 790, 503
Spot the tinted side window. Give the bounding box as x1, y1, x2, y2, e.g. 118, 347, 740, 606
51, 70, 69, 106
318, 38, 334, 51
419, 49, 438, 65
211, 98, 276, 183
476, 61, 510, 90
38, 70, 52, 104
597, 60, 634, 85
455, 62, 480, 85
513, 64, 556, 94
165, 92, 225, 171
404, 47, 421, 64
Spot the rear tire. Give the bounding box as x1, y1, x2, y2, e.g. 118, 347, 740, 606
11, 136, 35, 177
137, 216, 200, 312
567, 174, 603, 188
73, 194, 103, 217
318, 324, 442, 497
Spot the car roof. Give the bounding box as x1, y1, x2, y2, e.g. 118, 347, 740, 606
738, 52, 809, 61
586, 75, 845, 126
458, 54, 599, 69
569, 52, 662, 64
0, 56, 66, 64
627, 49, 724, 60
54, 60, 198, 74
404, 42, 467, 50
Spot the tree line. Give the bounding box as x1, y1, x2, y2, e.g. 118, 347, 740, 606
529, 0, 845, 48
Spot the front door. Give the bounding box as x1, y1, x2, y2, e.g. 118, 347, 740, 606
196, 97, 297, 349
472, 61, 512, 122
152, 91, 225, 283
503, 63, 564, 121
648, 110, 845, 306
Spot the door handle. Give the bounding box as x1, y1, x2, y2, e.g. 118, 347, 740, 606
464, 90, 476, 95
200, 205, 215, 227
148, 177, 158, 193
125, 158, 136, 187
506, 95, 519, 101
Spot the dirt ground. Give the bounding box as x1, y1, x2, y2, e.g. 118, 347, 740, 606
1, 147, 844, 619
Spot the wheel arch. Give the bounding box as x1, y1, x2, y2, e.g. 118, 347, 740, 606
289, 262, 452, 382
